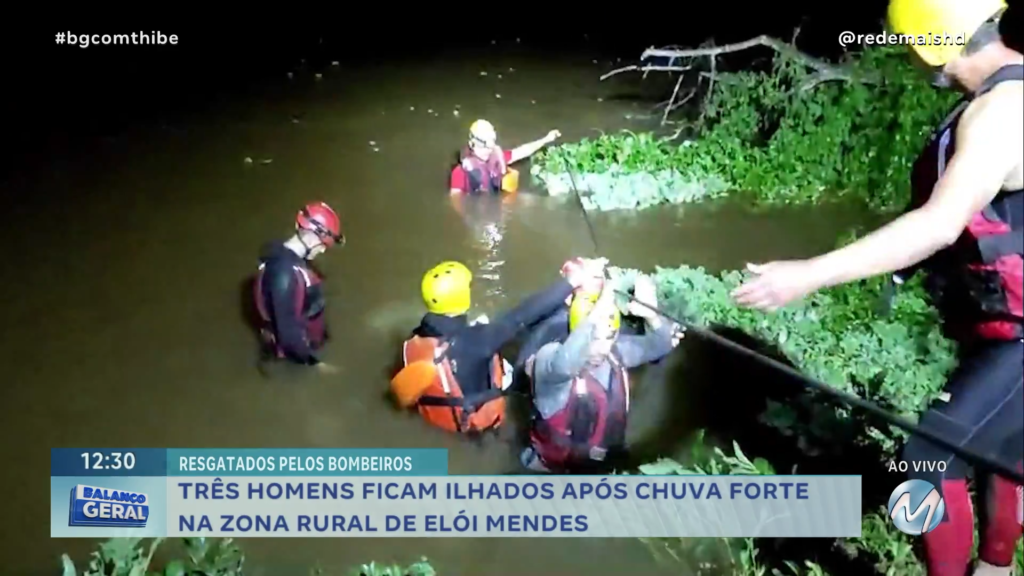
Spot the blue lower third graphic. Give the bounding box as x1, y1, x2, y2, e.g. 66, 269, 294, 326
888, 479, 945, 535
68, 484, 149, 528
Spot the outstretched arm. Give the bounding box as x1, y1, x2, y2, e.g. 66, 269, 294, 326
509, 130, 561, 163
473, 280, 575, 355
733, 86, 1024, 310
811, 91, 1021, 287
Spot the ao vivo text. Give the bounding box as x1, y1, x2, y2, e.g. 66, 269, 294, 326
887, 460, 947, 473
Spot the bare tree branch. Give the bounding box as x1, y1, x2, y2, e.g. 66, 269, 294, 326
600, 64, 692, 81
639, 35, 878, 84
606, 33, 878, 128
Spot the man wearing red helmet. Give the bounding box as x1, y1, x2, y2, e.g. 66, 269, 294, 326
253, 202, 345, 373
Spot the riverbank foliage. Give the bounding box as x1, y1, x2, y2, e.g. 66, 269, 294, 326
532, 45, 958, 212
60, 537, 435, 576
611, 256, 956, 453
638, 434, 1024, 576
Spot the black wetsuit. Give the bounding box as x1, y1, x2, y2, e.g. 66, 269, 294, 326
256, 242, 327, 366
409, 280, 575, 396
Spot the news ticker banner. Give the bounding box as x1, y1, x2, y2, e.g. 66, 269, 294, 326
52, 449, 862, 538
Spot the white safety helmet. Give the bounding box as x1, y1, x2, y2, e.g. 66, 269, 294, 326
469, 119, 497, 145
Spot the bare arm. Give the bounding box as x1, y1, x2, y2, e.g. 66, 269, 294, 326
806, 88, 1023, 289
509, 133, 558, 164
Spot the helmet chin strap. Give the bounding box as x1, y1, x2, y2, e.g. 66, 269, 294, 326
931, 70, 954, 88
297, 232, 323, 259
929, 15, 1003, 90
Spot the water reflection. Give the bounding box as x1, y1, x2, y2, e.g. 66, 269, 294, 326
449, 193, 515, 310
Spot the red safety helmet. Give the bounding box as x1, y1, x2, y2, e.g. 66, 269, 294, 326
295, 202, 344, 247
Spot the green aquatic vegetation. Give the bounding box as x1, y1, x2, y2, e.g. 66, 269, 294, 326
611, 260, 957, 453
533, 45, 957, 213
635, 431, 923, 576
60, 537, 436, 576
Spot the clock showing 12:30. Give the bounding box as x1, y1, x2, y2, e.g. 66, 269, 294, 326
81, 451, 137, 471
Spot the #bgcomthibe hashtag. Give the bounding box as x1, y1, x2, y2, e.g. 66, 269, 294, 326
56, 31, 179, 48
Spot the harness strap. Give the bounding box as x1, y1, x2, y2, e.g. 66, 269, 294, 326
972, 66, 1024, 266
976, 64, 1024, 97
534, 357, 627, 459
977, 229, 1024, 263
415, 340, 505, 433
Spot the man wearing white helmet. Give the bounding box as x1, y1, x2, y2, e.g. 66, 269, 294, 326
449, 119, 561, 195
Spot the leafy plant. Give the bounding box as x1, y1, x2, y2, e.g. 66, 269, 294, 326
633, 432, 778, 576
532, 44, 957, 213
60, 538, 435, 576
613, 259, 956, 454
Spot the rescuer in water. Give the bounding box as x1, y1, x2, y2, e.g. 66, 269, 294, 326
449, 119, 561, 195
732, 1, 1022, 573
390, 258, 607, 435
521, 276, 685, 473
253, 201, 345, 374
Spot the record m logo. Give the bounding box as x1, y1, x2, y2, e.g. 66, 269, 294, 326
890, 489, 942, 534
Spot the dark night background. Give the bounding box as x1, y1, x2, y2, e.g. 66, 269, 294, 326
5, 5, 1021, 174
6, 8, 891, 164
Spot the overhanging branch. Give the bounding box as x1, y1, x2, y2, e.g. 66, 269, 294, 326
605, 33, 879, 126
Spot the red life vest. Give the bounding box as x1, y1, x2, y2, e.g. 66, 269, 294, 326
252, 261, 327, 357
899, 64, 1024, 341
459, 146, 507, 194
529, 355, 630, 471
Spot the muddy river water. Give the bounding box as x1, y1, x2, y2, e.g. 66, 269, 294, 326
0, 43, 870, 575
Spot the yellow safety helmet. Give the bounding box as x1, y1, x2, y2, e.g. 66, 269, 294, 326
569, 291, 621, 333
421, 261, 472, 316
469, 119, 497, 144
888, 0, 1007, 66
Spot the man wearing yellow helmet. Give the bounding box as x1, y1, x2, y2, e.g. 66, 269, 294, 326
393, 258, 606, 435
521, 275, 685, 473
449, 119, 562, 195
732, 2, 1022, 574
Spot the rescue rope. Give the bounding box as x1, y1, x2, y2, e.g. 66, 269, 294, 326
616, 290, 1024, 484
556, 150, 600, 254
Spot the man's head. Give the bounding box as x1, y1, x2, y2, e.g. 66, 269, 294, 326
468, 119, 498, 161
421, 261, 473, 316
294, 201, 344, 260
888, 0, 1013, 91
569, 292, 622, 366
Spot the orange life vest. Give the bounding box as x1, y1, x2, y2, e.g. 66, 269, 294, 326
400, 336, 508, 433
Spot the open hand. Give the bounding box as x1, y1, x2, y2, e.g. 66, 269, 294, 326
731, 261, 821, 311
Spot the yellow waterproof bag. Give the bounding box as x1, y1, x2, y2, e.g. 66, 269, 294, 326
501, 168, 519, 193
